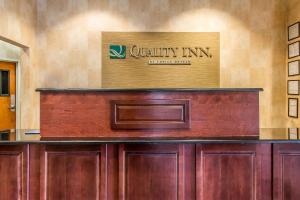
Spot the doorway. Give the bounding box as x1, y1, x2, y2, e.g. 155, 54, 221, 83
0, 61, 16, 133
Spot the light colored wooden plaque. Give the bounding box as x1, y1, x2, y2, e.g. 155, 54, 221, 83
102, 32, 220, 88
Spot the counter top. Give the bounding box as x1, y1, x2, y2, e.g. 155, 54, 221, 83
0, 128, 299, 144
36, 88, 263, 93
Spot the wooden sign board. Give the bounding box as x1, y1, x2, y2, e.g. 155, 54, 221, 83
102, 32, 220, 88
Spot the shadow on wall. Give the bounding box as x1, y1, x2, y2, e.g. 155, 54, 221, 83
36, 1, 284, 86
38, 0, 259, 34
38, 0, 258, 87
36, 0, 287, 127
41, 0, 267, 31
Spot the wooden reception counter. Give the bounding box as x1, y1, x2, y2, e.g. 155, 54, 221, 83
2, 88, 298, 200
0, 129, 299, 200
37, 88, 262, 139
0, 129, 300, 200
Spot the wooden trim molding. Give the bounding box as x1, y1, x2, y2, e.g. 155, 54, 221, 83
111, 99, 190, 130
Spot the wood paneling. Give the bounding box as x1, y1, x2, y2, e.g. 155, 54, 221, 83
40, 91, 259, 138
40, 145, 108, 200
119, 144, 195, 200
0, 145, 28, 200
273, 144, 300, 200
0, 143, 284, 199
111, 99, 190, 129
106, 144, 119, 200
196, 144, 271, 200
29, 144, 40, 200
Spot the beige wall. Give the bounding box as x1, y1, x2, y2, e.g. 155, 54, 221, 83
0, 0, 290, 129
35, 0, 287, 128
0, 0, 39, 129
287, 0, 300, 23
0, 40, 21, 61
287, 0, 300, 127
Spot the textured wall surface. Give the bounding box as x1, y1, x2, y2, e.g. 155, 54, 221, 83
0, 0, 290, 129
287, 0, 300, 127
35, 0, 287, 128
0, 0, 39, 129
0, 41, 21, 60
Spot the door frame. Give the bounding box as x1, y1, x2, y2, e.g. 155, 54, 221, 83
0, 58, 21, 133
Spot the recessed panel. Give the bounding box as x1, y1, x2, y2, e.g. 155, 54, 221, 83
126, 153, 178, 200
42, 145, 106, 200
274, 145, 300, 200
282, 155, 300, 199
197, 144, 271, 200
202, 153, 254, 200
46, 152, 100, 200
0, 153, 22, 200
111, 99, 190, 130
119, 144, 195, 200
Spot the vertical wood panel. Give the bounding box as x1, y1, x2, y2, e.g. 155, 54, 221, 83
106, 144, 119, 200
40, 145, 108, 200
119, 144, 195, 200
0, 145, 28, 200
274, 144, 300, 200
29, 144, 40, 200
196, 144, 271, 200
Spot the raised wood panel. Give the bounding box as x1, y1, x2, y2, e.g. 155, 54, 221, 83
0, 145, 28, 200
111, 99, 190, 129
119, 144, 195, 200
40, 145, 108, 200
196, 144, 271, 200
40, 91, 259, 138
273, 144, 300, 200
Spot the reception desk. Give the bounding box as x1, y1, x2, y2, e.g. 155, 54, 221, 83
0, 88, 297, 200
37, 88, 261, 139
0, 131, 298, 200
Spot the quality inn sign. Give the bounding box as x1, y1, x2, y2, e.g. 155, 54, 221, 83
109, 44, 213, 63
109, 45, 126, 59
102, 32, 220, 88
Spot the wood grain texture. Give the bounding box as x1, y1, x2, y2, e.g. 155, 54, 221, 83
40, 145, 108, 200
273, 144, 300, 200
29, 144, 40, 200
40, 91, 259, 138
196, 144, 271, 200
119, 144, 195, 200
0, 145, 28, 200
106, 144, 119, 200
111, 99, 190, 129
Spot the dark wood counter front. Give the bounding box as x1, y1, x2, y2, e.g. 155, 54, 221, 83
0, 142, 272, 200
23, 88, 268, 199
37, 88, 262, 139
0, 134, 299, 200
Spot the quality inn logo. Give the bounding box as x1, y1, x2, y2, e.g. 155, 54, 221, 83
109, 45, 126, 59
